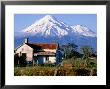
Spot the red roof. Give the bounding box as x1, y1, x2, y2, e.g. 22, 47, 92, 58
28, 43, 58, 49
34, 51, 55, 56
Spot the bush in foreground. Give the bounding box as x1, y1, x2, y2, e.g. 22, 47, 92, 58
14, 66, 96, 76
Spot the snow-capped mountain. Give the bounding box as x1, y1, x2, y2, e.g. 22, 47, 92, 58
22, 15, 71, 37
71, 25, 96, 37
22, 15, 96, 37
15, 15, 97, 51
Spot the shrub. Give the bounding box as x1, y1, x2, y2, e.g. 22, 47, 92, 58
14, 57, 97, 76
92, 69, 97, 76
75, 68, 90, 76
14, 54, 19, 67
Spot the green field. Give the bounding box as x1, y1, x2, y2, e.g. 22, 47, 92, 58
14, 57, 97, 76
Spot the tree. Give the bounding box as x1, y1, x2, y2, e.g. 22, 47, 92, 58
14, 53, 27, 67
80, 46, 93, 59
14, 54, 20, 67
89, 48, 97, 58
60, 43, 78, 59
80, 46, 93, 66
19, 53, 27, 67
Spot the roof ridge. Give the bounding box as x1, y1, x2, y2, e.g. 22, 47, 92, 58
29, 42, 57, 44
27, 42, 57, 49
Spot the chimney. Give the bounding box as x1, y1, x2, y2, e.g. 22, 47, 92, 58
24, 38, 28, 44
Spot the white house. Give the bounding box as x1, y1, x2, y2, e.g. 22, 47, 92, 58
14, 38, 62, 64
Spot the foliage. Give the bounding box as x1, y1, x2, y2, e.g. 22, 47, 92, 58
14, 57, 97, 76
80, 46, 92, 59
75, 68, 90, 76
19, 54, 27, 67
60, 43, 79, 59
80, 46, 95, 66
14, 53, 27, 67
14, 54, 19, 67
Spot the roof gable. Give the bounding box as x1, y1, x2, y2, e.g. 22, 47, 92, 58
15, 43, 33, 51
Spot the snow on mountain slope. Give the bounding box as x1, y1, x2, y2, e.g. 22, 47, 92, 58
22, 15, 71, 37
22, 15, 96, 38
71, 25, 96, 37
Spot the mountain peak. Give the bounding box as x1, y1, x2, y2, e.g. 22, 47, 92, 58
22, 15, 69, 37
43, 15, 54, 19
71, 24, 96, 37
36, 15, 57, 24
22, 15, 96, 37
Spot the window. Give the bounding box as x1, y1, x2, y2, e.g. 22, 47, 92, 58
46, 56, 49, 61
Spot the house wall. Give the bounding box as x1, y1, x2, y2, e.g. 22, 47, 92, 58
42, 49, 56, 63
34, 55, 56, 64
15, 44, 33, 61
48, 56, 56, 63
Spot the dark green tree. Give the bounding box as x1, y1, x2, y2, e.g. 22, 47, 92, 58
14, 54, 20, 67
80, 46, 93, 66
14, 53, 27, 67
19, 53, 27, 67
60, 43, 78, 59
80, 46, 93, 59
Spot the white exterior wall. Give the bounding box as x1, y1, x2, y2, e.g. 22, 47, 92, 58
49, 56, 56, 63
15, 44, 33, 61
43, 49, 56, 63
43, 57, 46, 63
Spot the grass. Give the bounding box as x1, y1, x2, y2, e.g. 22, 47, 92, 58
14, 57, 97, 76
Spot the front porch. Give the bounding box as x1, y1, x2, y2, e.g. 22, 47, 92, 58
33, 51, 56, 64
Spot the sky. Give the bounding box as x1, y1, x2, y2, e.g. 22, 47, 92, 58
14, 14, 97, 33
